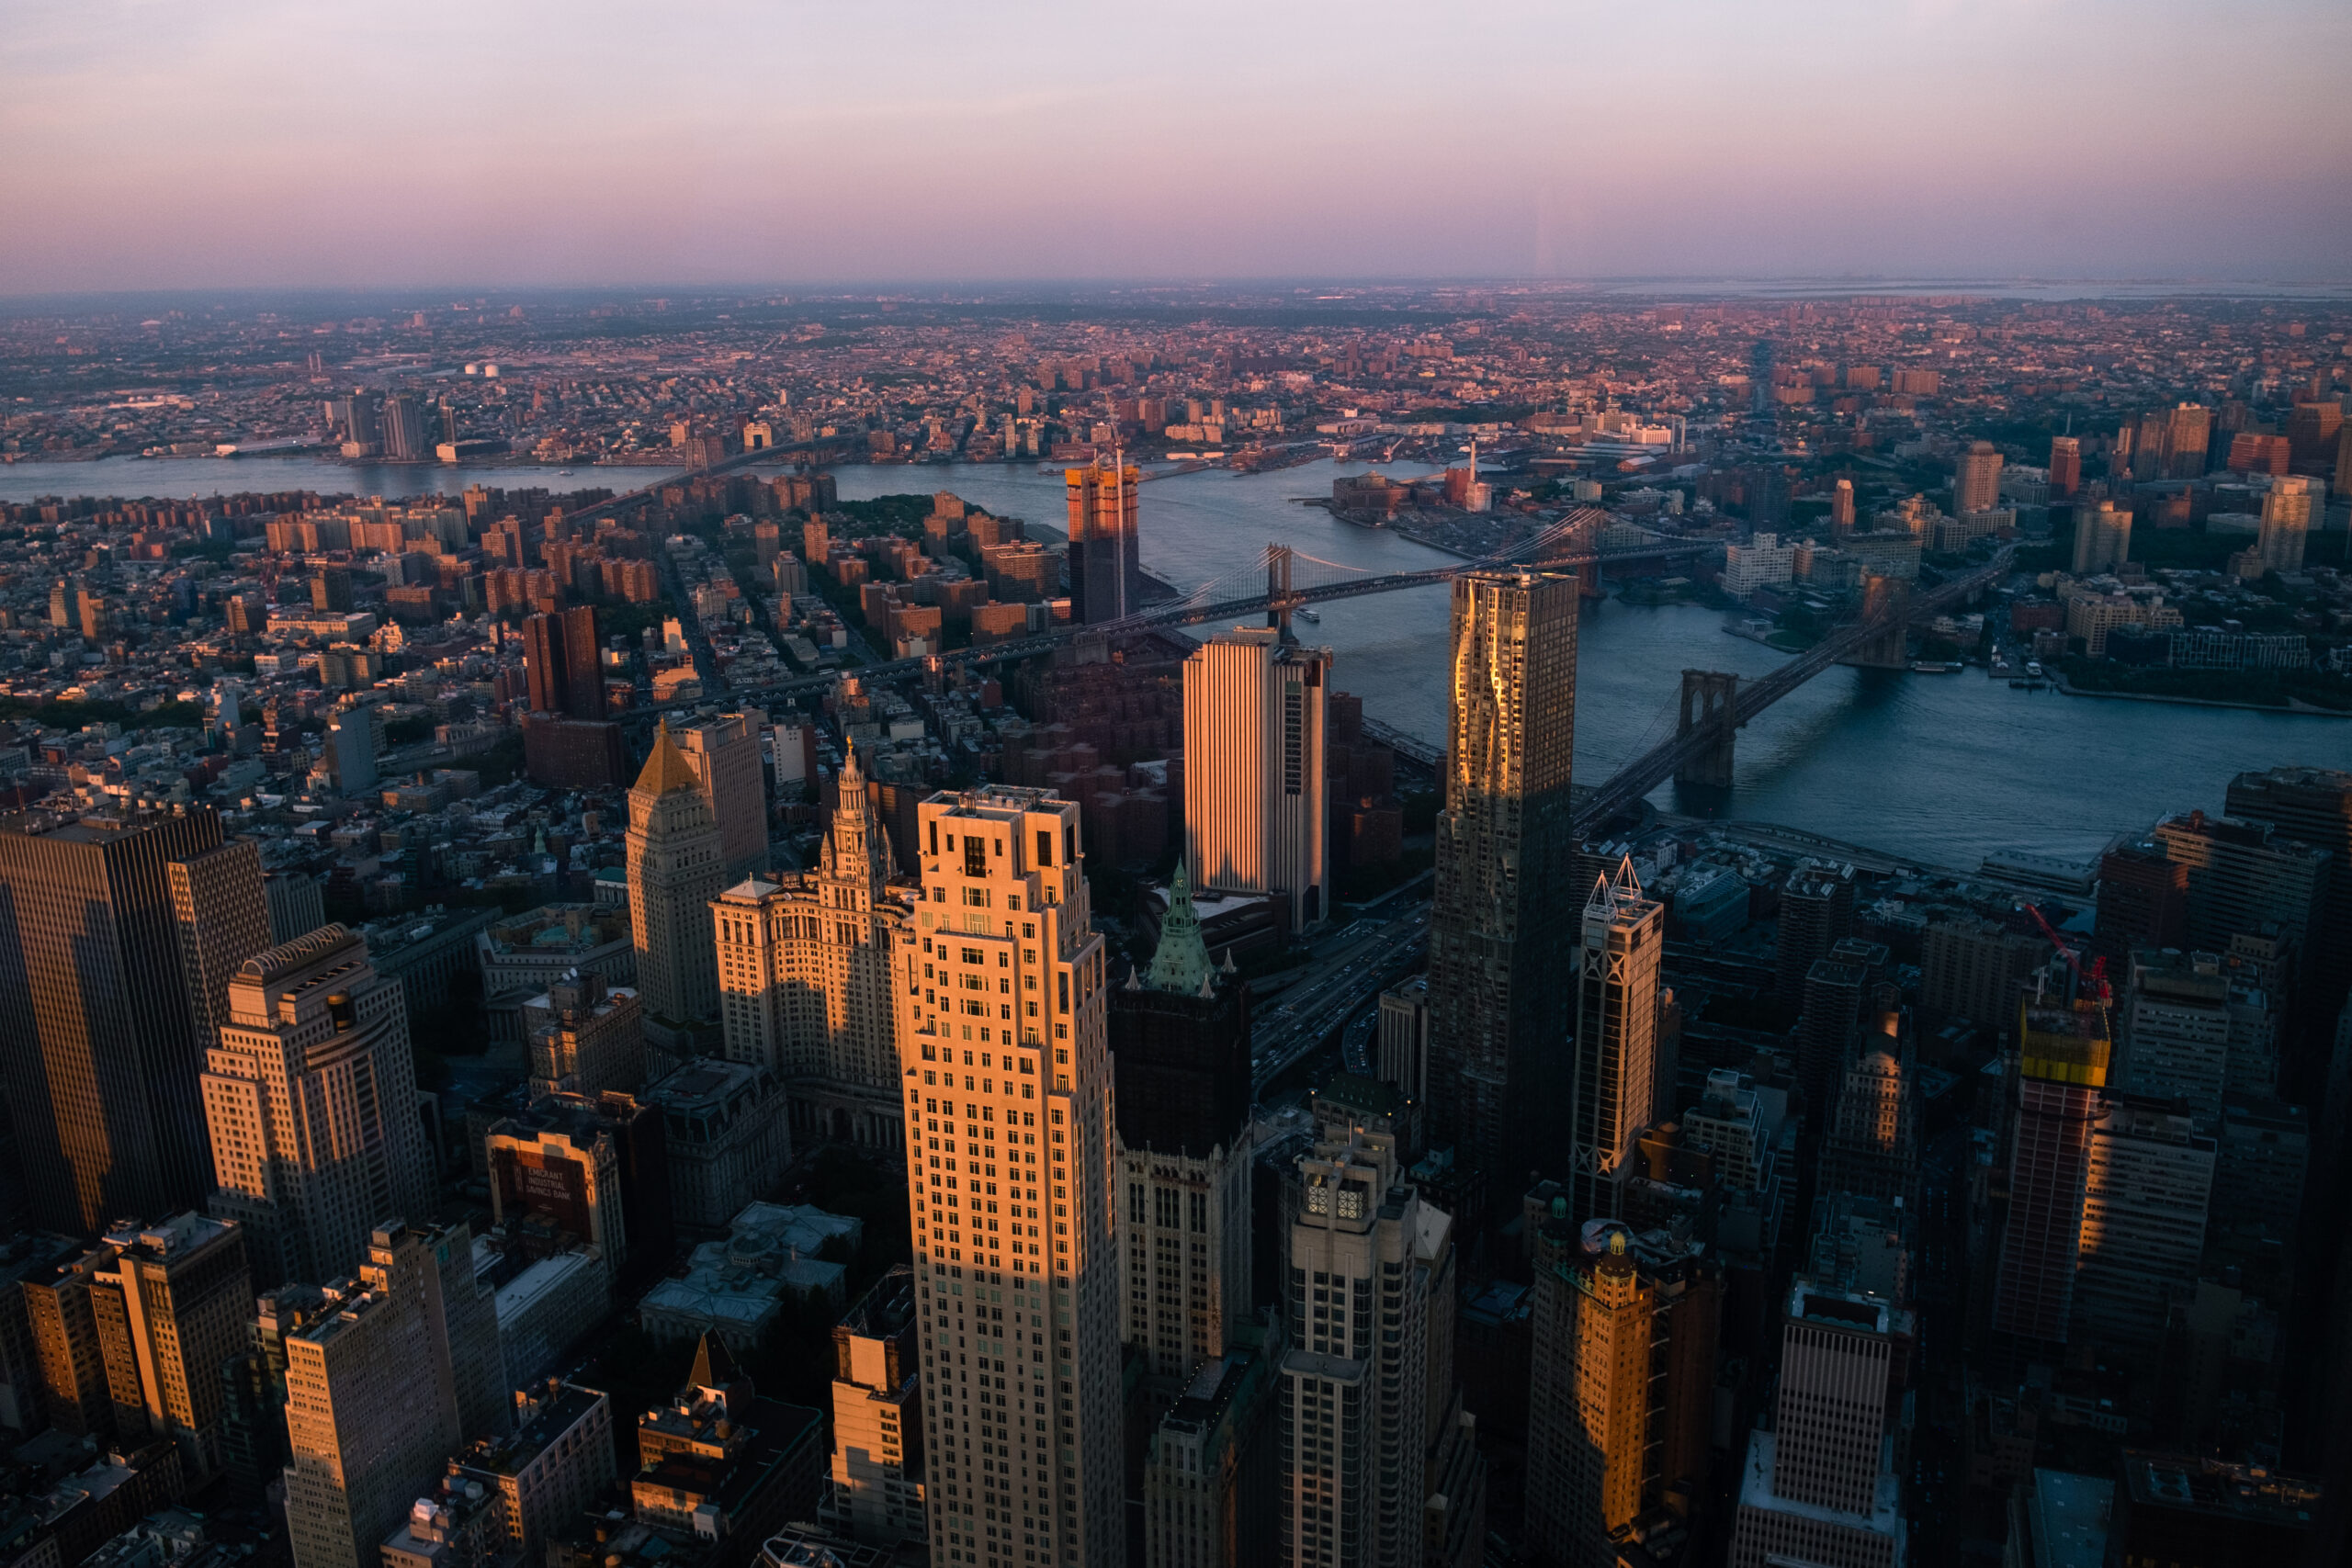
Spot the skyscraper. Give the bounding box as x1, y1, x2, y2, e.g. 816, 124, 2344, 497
824, 1267, 925, 1546
523, 606, 605, 721
1523, 1212, 1719, 1568
1775, 862, 1856, 1005
899, 785, 1122, 1568
2073, 1097, 2214, 1352
1728, 1281, 1908, 1568
1065, 453, 1142, 625
167, 837, 272, 1040
1182, 628, 1331, 931
0, 804, 230, 1234
203, 924, 435, 1288
283, 1221, 508, 1568
2150, 810, 2327, 961
2164, 402, 2212, 479
2071, 500, 2132, 575
1992, 990, 2111, 1345
1278, 1120, 1442, 1568
715, 744, 919, 1150
1111, 864, 1254, 1393
672, 709, 769, 881
2223, 766, 2352, 1059
1830, 478, 1856, 533
1818, 1002, 1919, 1210
88, 1213, 254, 1479
2048, 435, 2082, 498
1953, 440, 2003, 517
1566, 861, 1665, 1225
628, 723, 726, 1037
2256, 475, 2312, 574
1427, 569, 1578, 1188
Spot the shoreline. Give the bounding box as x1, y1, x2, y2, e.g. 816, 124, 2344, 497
2053, 674, 2347, 717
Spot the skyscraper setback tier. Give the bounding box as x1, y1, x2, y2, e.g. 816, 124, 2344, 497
898, 786, 1123, 1568
1065, 455, 1142, 625
202, 924, 435, 1289
1426, 569, 1578, 1188
0, 804, 232, 1235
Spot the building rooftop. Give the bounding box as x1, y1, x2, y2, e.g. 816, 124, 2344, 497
2023, 1470, 2112, 1568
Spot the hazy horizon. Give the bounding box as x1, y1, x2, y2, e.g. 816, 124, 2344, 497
7, 1, 2350, 295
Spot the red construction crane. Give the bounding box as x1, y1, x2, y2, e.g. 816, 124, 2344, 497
2018, 901, 2109, 1004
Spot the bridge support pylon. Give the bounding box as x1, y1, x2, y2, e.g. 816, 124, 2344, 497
1843, 572, 1911, 670
1677, 670, 1739, 789
1267, 543, 1300, 639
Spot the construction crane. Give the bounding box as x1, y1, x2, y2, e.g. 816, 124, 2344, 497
2018, 901, 2109, 1004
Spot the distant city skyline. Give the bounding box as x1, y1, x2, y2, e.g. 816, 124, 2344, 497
5, 0, 2348, 294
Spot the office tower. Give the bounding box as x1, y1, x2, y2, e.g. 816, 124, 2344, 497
639, 1058, 788, 1230
672, 709, 769, 880
2130, 410, 2168, 481
628, 723, 726, 1035
1830, 478, 1856, 532
1141, 1339, 1280, 1568
2150, 810, 2327, 960
282, 1221, 508, 1568
2164, 403, 2212, 478
265, 871, 326, 946
203, 925, 434, 1289
2224, 766, 2352, 1046
2093, 842, 2189, 959
2070, 499, 2132, 574
220, 1282, 331, 1492
715, 745, 919, 1150
523, 606, 605, 721
2048, 435, 2081, 498
2256, 476, 2312, 574
1819, 1004, 1919, 1210
2073, 1098, 2214, 1352
1523, 1210, 1719, 1568
1798, 957, 1870, 1124
89, 1213, 253, 1478
1112, 864, 1254, 1392
311, 569, 354, 614
1728, 1281, 1908, 1568
823, 1267, 925, 1545
1426, 569, 1578, 1186
1776, 861, 1856, 1005
448, 1382, 616, 1567
1278, 1120, 1441, 1568
1992, 992, 2111, 1345
1182, 629, 1331, 931
2118, 949, 2277, 1119
899, 785, 1122, 1568
525, 969, 645, 1100
1065, 453, 1142, 624
499, 1091, 672, 1285
1953, 440, 2003, 516
1565, 861, 1664, 1225
167, 838, 271, 1040
25, 1245, 126, 1438
1376, 976, 1432, 1109
0, 804, 229, 1234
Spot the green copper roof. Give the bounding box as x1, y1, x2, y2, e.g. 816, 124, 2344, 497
1145, 862, 1215, 995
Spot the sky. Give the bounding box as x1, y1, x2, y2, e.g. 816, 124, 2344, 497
4, 0, 2348, 295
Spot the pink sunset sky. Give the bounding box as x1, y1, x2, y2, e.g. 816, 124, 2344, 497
4, 0, 2347, 293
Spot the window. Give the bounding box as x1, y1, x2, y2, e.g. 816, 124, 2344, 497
1035, 829, 1053, 867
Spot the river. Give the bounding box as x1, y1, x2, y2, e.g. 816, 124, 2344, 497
6, 453, 2334, 873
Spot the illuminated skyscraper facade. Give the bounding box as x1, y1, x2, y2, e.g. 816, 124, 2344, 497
716, 745, 920, 1151
1182, 628, 1330, 931
628, 723, 726, 1035
899, 786, 1122, 1568
1566, 861, 1664, 1224
1992, 994, 2112, 1345
1065, 455, 1142, 625
1426, 569, 1578, 1187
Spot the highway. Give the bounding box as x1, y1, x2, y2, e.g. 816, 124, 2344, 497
1249, 897, 1430, 1092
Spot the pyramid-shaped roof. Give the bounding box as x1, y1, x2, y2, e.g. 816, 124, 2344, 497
634, 717, 701, 796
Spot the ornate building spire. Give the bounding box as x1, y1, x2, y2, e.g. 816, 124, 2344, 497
1145, 861, 1214, 994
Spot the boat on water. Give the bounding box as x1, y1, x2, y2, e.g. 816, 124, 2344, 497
2025, 660, 2045, 677
1295, 607, 1321, 624
556, 468, 573, 475
1908, 660, 1961, 673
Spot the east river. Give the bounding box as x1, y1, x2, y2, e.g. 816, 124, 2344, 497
6, 454, 2335, 873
